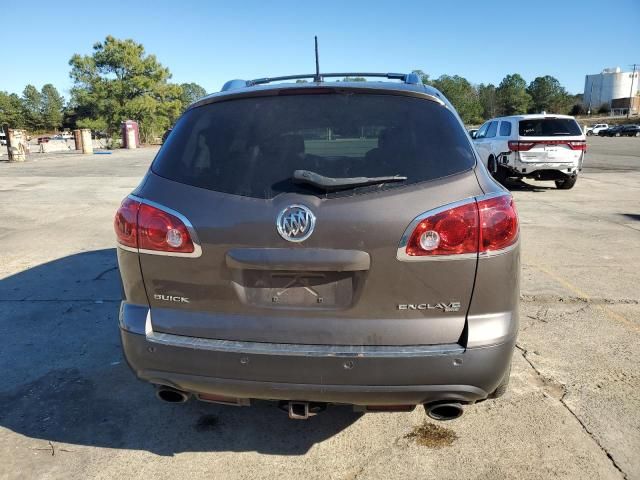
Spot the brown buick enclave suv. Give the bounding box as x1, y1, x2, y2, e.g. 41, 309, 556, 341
115, 72, 520, 420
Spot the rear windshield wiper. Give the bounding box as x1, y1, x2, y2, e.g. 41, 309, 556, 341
292, 170, 407, 192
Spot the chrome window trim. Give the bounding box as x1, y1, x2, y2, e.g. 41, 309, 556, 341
143, 312, 463, 358
115, 195, 203, 258
396, 191, 517, 261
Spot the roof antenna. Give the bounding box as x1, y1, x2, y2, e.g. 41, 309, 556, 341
314, 36, 321, 82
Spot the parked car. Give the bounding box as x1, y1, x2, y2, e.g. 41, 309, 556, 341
114, 72, 520, 421
620, 125, 640, 137
473, 114, 585, 189
37, 136, 51, 144
585, 123, 608, 136
602, 125, 626, 137
0, 129, 6, 146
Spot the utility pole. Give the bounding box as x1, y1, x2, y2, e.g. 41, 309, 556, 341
628, 63, 638, 119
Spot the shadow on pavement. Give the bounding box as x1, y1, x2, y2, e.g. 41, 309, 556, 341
501, 179, 554, 192
621, 213, 640, 222
0, 249, 361, 456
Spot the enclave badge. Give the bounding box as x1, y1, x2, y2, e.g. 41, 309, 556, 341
397, 302, 461, 312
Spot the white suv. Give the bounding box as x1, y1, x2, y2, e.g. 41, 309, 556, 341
472, 114, 586, 189
586, 123, 608, 136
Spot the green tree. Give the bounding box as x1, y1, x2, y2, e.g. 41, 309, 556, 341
0, 91, 26, 128
69, 36, 182, 142
179, 82, 207, 108
22, 84, 43, 131
526, 75, 572, 114
478, 83, 498, 119
496, 74, 531, 115
41, 84, 65, 131
431, 75, 483, 124
341, 76, 367, 82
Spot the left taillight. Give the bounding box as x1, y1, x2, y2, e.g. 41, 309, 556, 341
114, 197, 141, 248
114, 198, 196, 255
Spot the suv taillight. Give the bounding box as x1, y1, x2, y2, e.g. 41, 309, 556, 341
114, 197, 195, 254
404, 194, 518, 257
567, 141, 587, 151
508, 141, 536, 151
508, 140, 586, 151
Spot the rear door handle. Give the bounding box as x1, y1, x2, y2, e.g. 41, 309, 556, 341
225, 248, 371, 272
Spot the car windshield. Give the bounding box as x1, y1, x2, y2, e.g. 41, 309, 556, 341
152, 92, 476, 199
519, 118, 582, 137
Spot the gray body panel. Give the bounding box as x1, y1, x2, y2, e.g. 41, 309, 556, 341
137, 169, 482, 346
116, 80, 519, 406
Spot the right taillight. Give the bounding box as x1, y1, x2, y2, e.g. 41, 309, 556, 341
405, 202, 479, 257
477, 195, 519, 253
402, 194, 518, 258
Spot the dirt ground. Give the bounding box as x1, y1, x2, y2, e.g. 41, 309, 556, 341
0, 136, 638, 479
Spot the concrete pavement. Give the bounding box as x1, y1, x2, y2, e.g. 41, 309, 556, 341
0, 138, 638, 479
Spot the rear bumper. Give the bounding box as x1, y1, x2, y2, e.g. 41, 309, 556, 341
120, 305, 515, 405
499, 153, 582, 178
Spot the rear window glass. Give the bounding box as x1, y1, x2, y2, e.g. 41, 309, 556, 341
519, 118, 582, 137
153, 93, 475, 199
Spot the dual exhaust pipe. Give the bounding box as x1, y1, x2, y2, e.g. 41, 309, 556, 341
156, 386, 463, 421
156, 386, 190, 404
424, 402, 464, 421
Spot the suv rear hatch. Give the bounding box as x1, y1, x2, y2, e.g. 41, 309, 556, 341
513, 117, 585, 163
136, 87, 482, 346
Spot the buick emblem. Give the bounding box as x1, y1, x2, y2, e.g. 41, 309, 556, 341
277, 205, 316, 242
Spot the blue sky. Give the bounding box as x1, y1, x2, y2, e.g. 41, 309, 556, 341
1, 0, 638, 98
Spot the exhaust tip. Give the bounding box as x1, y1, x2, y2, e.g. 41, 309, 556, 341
425, 402, 463, 421
156, 386, 190, 404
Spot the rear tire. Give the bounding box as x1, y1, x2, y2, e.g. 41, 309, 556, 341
555, 175, 577, 189
490, 362, 511, 399
587, 130, 593, 136
488, 156, 508, 184
493, 165, 509, 184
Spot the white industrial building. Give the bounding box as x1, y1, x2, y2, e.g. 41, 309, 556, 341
583, 67, 640, 113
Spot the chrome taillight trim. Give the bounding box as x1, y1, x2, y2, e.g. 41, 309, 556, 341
396, 191, 517, 262
115, 194, 203, 258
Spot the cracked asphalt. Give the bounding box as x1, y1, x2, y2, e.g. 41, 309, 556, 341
1, 136, 639, 479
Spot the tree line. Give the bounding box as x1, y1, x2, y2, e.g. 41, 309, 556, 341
1, 35, 588, 141
411, 70, 585, 125
0, 36, 206, 142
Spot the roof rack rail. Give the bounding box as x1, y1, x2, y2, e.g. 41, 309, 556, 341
242, 72, 422, 88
